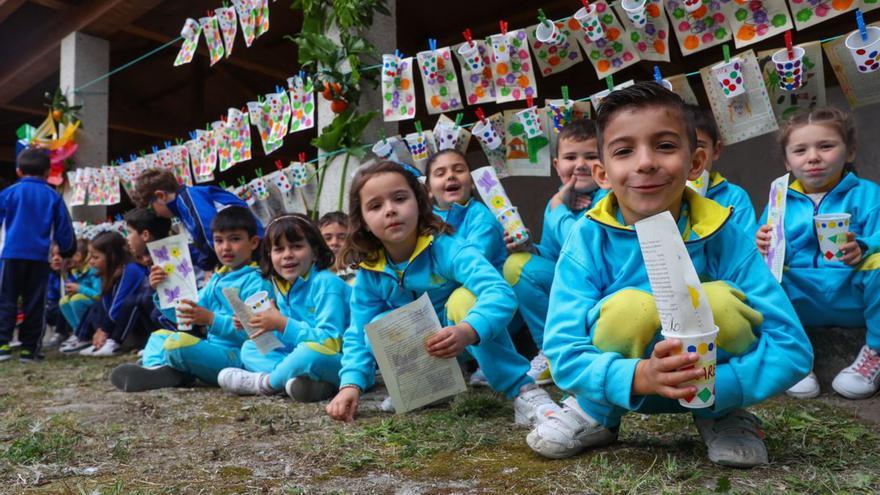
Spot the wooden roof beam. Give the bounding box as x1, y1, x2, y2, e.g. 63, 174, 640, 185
0, 102, 176, 140
0, 0, 28, 24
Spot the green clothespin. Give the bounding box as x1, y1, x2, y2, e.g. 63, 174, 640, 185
219, 181, 228, 189
138, 150, 146, 158
175, 138, 183, 146
561, 86, 570, 103
238, 176, 246, 186
605, 75, 614, 91
378, 128, 386, 142
723, 45, 731, 63
455, 113, 464, 126
256, 168, 263, 178
415, 121, 423, 134
537, 8, 547, 23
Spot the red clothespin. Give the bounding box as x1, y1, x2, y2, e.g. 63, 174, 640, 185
275, 159, 284, 171
207, 9, 214, 16
475, 107, 487, 123
784, 31, 794, 60
582, 0, 590, 9
463, 28, 474, 47
499, 20, 508, 35
527, 95, 534, 108
298, 152, 307, 164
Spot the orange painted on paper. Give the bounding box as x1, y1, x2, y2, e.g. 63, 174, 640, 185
400, 78, 411, 90
737, 25, 756, 41
692, 6, 708, 18
475, 86, 486, 97
831, 0, 853, 9
430, 95, 441, 108
517, 75, 530, 88
568, 18, 581, 30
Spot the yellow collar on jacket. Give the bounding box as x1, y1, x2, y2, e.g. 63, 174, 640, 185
359, 235, 433, 272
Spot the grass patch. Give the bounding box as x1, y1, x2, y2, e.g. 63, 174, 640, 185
2, 414, 82, 465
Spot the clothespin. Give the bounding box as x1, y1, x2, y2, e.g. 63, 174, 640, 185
414, 121, 423, 134
163, 141, 172, 149
175, 138, 184, 146
784, 31, 794, 60
207, 9, 214, 17
722, 45, 731, 64
654, 66, 664, 83
275, 159, 284, 171
298, 152, 307, 164
257, 95, 264, 104
499, 20, 508, 35
129, 154, 137, 162
561, 85, 570, 103
455, 113, 464, 126
114, 214, 123, 221
475, 107, 487, 123
463, 28, 474, 47
298, 69, 306, 81
527, 95, 534, 108
605, 75, 614, 91
220, 181, 228, 189
138, 150, 146, 158
538, 9, 547, 24
395, 49, 403, 59
221, 0, 228, 8
428, 38, 437, 52
238, 176, 246, 186
275, 85, 284, 94
856, 10, 868, 42
582, 0, 590, 9
188, 131, 197, 140
256, 168, 263, 178
151, 145, 159, 154
378, 128, 387, 142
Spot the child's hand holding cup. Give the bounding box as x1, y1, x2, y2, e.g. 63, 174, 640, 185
175, 298, 194, 331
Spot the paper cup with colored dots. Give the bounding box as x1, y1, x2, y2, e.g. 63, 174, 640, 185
683, 0, 703, 13
418, 50, 440, 83
515, 106, 544, 139
711, 57, 746, 98
174, 299, 193, 331
435, 122, 463, 151
245, 291, 271, 314
535, 20, 563, 45
457, 42, 484, 73
405, 133, 430, 163
489, 34, 512, 62
472, 119, 502, 150
686, 170, 710, 196
845, 26, 880, 74
372, 139, 399, 161
496, 207, 530, 246
574, 5, 605, 41
814, 213, 851, 262
622, 0, 648, 29
382, 54, 400, 78
771, 46, 806, 91
662, 327, 718, 409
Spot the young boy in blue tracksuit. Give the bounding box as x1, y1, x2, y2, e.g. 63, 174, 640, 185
109, 207, 269, 392
528, 83, 812, 468
502, 120, 607, 383
685, 105, 757, 234
134, 168, 264, 271
0, 148, 76, 362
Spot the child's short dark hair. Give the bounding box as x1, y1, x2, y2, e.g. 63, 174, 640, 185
125, 208, 171, 240
318, 211, 349, 229
211, 206, 258, 237
684, 104, 720, 146
16, 148, 50, 176
595, 82, 696, 160
134, 168, 179, 207
557, 118, 597, 152
261, 214, 334, 277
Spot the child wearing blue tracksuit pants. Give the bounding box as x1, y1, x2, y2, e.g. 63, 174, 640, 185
326, 161, 559, 425
134, 168, 264, 271
218, 214, 351, 401
528, 83, 812, 468
756, 107, 880, 400
0, 148, 75, 362
45, 245, 71, 345
110, 207, 268, 392
59, 242, 101, 337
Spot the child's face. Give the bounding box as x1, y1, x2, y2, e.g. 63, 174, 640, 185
695, 129, 721, 172
150, 191, 175, 219
271, 236, 314, 281
594, 105, 704, 225
428, 154, 473, 209
72, 251, 84, 267
49, 246, 63, 271
88, 246, 107, 275
554, 137, 600, 192
784, 123, 853, 194
212, 229, 259, 269
360, 172, 419, 250
126, 225, 148, 258
320, 222, 348, 256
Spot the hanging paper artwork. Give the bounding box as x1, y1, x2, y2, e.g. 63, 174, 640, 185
264, 91, 292, 144
185, 137, 211, 183
200, 16, 225, 66
823, 24, 880, 108
503, 109, 551, 177
169, 145, 193, 186
85, 168, 104, 206
248, 176, 273, 225
103, 166, 121, 205
724, 0, 792, 47
574, 1, 642, 77
225, 108, 252, 165
232, 0, 256, 47
248, 101, 284, 155
544, 99, 591, 153
433, 114, 472, 154
68, 169, 88, 206
700, 50, 778, 145
759, 41, 826, 122
116, 160, 141, 200
148, 235, 199, 310
211, 120, 233, 172
416, 47, 464, 114
156, 147, 175, 173
453, 41, 497, 105
666, 74, 700, 104
404, 131, 437, 173
197, 129, 219, 178
862, 0, 880, 11
287, 76, 315, 132
268, 170, 307, 214
215, 7, 238, 58
254, 0, 270, 37
472, 112, 510, 178
175, 19, 202, 67
526, 19, 585, 76
665, 0, 732, 55
381, 55, 416, 121
614, 0, 671, 62
788, 0, 856, 30
285, 161, 318, 207
489, 29, 539, 103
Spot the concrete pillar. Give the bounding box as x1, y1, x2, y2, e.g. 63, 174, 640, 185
60, 31, 109, 223
316, 0, 397, 216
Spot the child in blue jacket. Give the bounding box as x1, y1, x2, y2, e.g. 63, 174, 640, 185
110, 207, 269, 392
529, 83, 812, 468
44, 244, 71, 348
0, 148, 75, 362
756, 107, 880, 400
58, 239, 102, 352
218, 213, 350, 401
325, 161, 559, 424
503, 120, 608, 384
134, 168, 264, 271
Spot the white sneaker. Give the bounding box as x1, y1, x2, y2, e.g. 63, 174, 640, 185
379, 396, 396, 413
217, 368, 271, 396
60, 335, 79, 348
514, 385, 562, 427
90, 339, 120, 357
694, 409, 768, 468
526, 396, 617, 459
137, 349, 145, 357
468, 368, 489, 387
527, 351, 553, 385
832, 346, 880, 399
79, 345, 97, 356
786, 371, 820, 399
61, 338, 91, 353
9, 338, 21, 349
43, 333, 65, 349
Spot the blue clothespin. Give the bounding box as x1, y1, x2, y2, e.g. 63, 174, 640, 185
275, 85, 284, 94
129, 154, 137, 162
653, 66, 663, 82
163, 141, 172, 149
151, 145, 159, 154
298, 70, 306, 81
428, 38, 437, 51
395, 49, 403, 58
114, 214, 123, 221
189, 131, 198, 140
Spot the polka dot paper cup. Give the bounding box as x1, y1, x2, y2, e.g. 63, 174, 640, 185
174, 298, 193, 331
814, 213, 851, 262
535, 20, 563, 45
382, 54, 400, 78
771, 46, 805, 91
574, 5, 605, 42
472, 119, 502, 150
245, 291, 271, 314
622, 0, 648, 29
436, 123, 463, 151
515, 106, 544, 139
496, 207, 530, 246
372, 140, 399, 161
662, 326, 718, 409
457, 42, 484, 72
711, 57, 746, 98
489, 33, 511, 63
845, 26, 880, 74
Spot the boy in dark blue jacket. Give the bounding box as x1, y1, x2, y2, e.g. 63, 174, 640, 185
134, 168, 263, 271
0, 148, 75, 362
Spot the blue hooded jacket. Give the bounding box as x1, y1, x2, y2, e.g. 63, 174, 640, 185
269, 264, 351, 351
705, 172, 757, 235
433, 199, 506, 270
99, 263, 149, 328
0, 177, 75, 260
535, 188, 608, 263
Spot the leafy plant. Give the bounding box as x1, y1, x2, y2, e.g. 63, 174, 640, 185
44, 87, 82, 125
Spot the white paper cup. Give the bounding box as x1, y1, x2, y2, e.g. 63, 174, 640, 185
622, 0, 648, 28
574, 5, 605, 41
658, 79, 673, 90
174, 298, 193, 331
382, 54, 400, 78
662, 327, 718, 409
516, 106, 544, 139
711, 57, 746, 98
771, 46, 806, 91
814, 213, 851, 262
405, 133, 430, 162
489, 34, 511, 62
372, 140, 399, 161
536, 20, 563, 45
418, 50, 440, 83
181, 18, 200, 39
496, 207, 530, 246
683, 0, 703, 13
472, 119, 502, 150
457, 42, 484, 72
245, 290, 271, 314
436, 123, 463, 151
686, 170, 710, 196
845, 26, 880, 74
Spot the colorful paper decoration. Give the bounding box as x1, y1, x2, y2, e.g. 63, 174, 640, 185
503, 109, 551, 177
613, 0, 671, 62
665, 0, 732, 55
200, 16, 224, 66
789, 0, 856, 30
711, 57, 747, 97
248, 101, 283, 155
844, 25, 880, 72
185, 137, 212, 183
285, 161, 318, 206
700, 49, 778, 145
225, 107, 253, 165
453, 41, 498, 105
116, 159, 141, 200
622, 0, 650, 27
254, 0, 270, 37
574, 4, 607, 40
68, 169, 88, 206
489, 29, 538, 103
232, 0, 256, 47
287, 75, 315, 132
823, 23, 880, 108
169, 145, 193, 187
249, 176, 270, 201
474, 112, 510, 178
759, 41, 826, 122
211, 120, 233, 172
103, 166, 121, 205
416, 47, 464, 114
148, 235, 199, 310
381, 55, 416, 121
526, 18, 585, 76
404, 131, 437, 172
264, 91, 292, 144
771, 45, 806, 90
215, 7, 238, 58
198, 128, 219, 177
725, 0, 792, 48
433, 114, 473, 154
575, 1, 642, 77
516, 105, 544, 138
471, 166, 530, 246
174, 18, 201, 67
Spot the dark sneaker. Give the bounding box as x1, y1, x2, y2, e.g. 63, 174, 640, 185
285, 376, 336, 402
19, 349, 45, 363
109, 363, 189, 392
0, 345, 11, 362
695, 409, 768, 468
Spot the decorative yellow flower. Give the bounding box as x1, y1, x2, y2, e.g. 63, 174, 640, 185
170, 247, 181, 259
491, 195, 506, 210
163, 263, 176, 275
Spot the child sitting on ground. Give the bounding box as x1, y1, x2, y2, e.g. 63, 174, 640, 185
44, 245, 71, 349
58, 239, 102, 353
318, 211, 356, 284
529, 83, 812, 468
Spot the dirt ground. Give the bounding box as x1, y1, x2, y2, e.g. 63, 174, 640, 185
1, 350, 879, 495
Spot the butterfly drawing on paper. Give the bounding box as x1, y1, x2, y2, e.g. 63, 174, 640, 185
154, 246, 170, 263
163, 286, 181, 302
476, 171, 499, 192
177, 260, 193, 279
